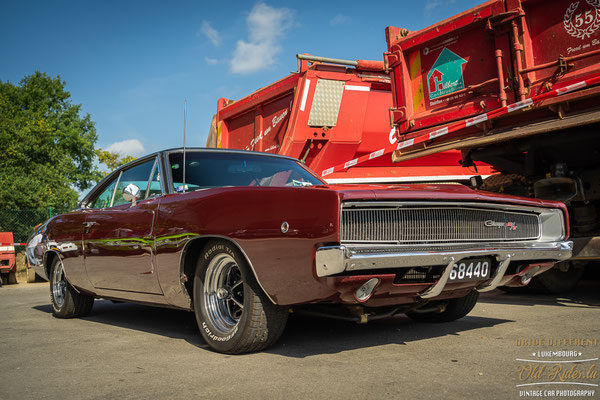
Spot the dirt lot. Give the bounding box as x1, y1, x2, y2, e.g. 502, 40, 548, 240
1, 280, 599, 400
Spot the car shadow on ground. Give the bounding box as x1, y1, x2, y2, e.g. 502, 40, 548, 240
477, 279, 600, 308
33, 300, 511, 357
269, 313, 512, 358
34, 300, 209, 349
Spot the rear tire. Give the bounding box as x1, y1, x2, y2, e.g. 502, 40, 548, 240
406, 290, 479, 323
49, 257, 94, 318
8, 271, 17, 284
193, 240, 288, 354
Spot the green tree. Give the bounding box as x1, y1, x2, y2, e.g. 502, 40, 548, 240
0, 72, 101, 210
96, 149, 136, 174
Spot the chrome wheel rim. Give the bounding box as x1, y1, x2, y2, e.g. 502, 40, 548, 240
203, 254, 244, 335
52, 260, 66, 308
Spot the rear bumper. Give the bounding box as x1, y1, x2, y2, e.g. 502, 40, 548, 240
316, 241, 573, 297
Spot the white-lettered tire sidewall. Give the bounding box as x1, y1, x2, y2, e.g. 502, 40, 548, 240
50, 257, 68, 316
194, 241, 255, 353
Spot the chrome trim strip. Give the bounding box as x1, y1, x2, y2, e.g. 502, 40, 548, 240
315, 241, 573, 279
342, 201, 555, 213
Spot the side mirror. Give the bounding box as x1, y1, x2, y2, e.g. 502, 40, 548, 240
122, 183, 141, 206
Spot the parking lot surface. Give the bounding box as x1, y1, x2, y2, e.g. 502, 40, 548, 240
1, 281, 599, 400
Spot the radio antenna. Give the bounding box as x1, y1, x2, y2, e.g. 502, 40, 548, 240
182, 99, 187, 193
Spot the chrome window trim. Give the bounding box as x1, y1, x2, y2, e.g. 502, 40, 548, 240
108, 171, 122, 208
81, 154, 160, 209
144, 157, 162, 200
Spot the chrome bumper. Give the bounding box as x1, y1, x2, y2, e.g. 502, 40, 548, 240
315, 241, 573, 296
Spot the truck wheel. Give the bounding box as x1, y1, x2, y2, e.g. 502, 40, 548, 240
527, 261, 586, 294
193, 240, 288, 354
49, 257, 94, 318
8, 270, 17, 284
406, 290, 479, 323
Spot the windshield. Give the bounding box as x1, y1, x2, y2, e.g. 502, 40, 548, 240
168, 151, 323, 192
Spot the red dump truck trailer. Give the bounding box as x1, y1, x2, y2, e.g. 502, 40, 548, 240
0, 232, 17, 285
358, 0, 599, 291
208, 55, 495, 184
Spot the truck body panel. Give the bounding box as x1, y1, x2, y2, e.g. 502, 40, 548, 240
210, 57, 495, 184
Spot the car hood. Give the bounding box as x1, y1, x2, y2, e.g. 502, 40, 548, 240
324, 183, 566, 209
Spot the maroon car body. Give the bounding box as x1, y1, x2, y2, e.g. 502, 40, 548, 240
27, 148, 572, 353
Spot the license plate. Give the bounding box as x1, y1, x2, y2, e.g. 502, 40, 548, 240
448, 258, 492, 282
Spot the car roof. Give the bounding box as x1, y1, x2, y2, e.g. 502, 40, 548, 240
157, 147, 298, 162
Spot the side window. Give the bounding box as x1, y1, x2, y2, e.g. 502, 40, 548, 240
90, 180, 118, 209
113, 159, 157, 207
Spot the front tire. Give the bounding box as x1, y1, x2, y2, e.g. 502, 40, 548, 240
49, 257, 94, 318
193, 240, 288, 354
406, 290, 479, 323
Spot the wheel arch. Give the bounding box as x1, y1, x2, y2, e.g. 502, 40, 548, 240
179, 235, 276, 305
43, 250, 61, 281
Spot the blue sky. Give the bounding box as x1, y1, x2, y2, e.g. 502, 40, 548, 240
1, 0, 481, 157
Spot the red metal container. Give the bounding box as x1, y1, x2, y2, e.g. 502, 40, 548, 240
385, 0, 600, 152
210, 55, 494, 183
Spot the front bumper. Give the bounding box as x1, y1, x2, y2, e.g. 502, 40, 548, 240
316, 241, 573, 297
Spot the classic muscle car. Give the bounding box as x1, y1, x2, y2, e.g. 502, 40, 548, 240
27, 148, 572, 354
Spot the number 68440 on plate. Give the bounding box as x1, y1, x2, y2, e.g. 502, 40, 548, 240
449, 258, 491, 282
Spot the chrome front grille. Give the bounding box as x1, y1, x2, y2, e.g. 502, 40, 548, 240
341, 204, 540, 244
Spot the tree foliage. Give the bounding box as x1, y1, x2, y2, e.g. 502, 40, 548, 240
96, 149, 136, 173
0, 72, 101, 209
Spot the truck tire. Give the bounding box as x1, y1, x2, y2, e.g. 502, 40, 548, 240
193, 240, 288, 354
406, 290, 479, 323
49, 257, 94, 318
527, 261, 586, 294
8, 270, 17, 284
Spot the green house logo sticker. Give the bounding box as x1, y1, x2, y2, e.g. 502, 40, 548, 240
427, 48, 467, 100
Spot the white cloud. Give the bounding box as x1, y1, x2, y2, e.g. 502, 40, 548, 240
330, 14, 351, 26
106, 139, 146, 157
199, 20, 221, 46
246, 3, 293, 42
205, 57, 219, 65
231, 41, 279, 74
230, 3, 294, 75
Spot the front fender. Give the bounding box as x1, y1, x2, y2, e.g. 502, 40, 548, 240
154, 186, 341, 305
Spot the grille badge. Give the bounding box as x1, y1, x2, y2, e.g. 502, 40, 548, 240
484, 220, 518, 231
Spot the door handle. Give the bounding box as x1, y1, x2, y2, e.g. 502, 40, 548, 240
83, 221, 97, 233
